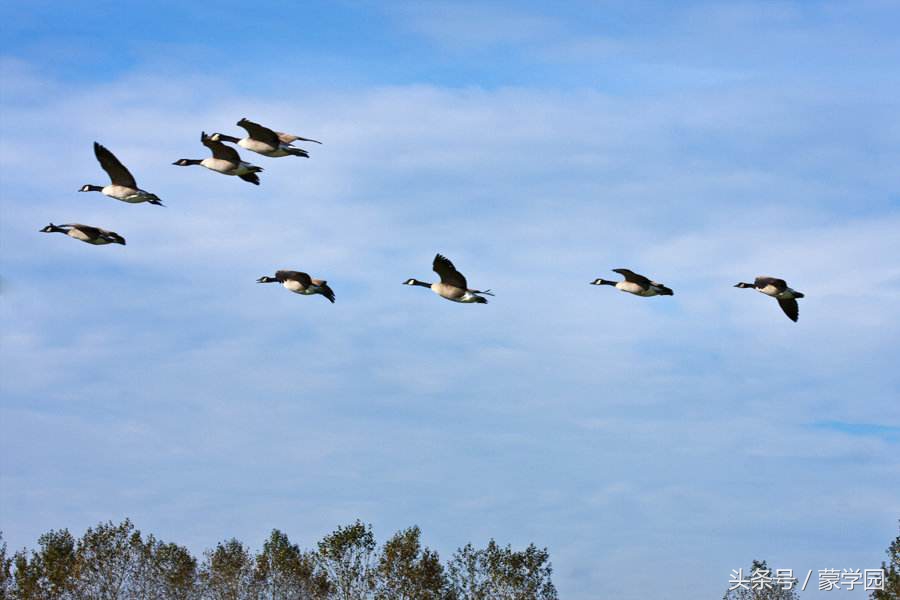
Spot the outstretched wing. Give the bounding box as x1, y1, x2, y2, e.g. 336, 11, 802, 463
237, 118, 280, 147
433, 254, 468, 289
276, 270, 312, 286
613, 268, 652, 289
755, 276, 787, 292
201, 132, 241, 163
94, 143, 137, 187
777, 298, 799, 322
277, 131, 322, 145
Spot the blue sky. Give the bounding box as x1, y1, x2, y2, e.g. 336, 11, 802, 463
1, 1, 899, 598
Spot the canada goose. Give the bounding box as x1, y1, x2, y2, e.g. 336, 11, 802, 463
209, 118, 321, 158
40, 223, 125, 245
404, 254, 494, 304
257, 270, 335, 303
79, 143, 163, 205
735, 277, 804, 322
172, 132, 263, 185
590, 268, 673, 297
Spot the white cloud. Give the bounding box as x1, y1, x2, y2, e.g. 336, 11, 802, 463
2, 46, 899, 600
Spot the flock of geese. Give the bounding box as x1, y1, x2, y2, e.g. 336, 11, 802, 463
41, 118, 806, 321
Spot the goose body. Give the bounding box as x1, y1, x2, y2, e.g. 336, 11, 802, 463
590, 268, 673, 297
173, 132, 263, 184
735, 276, 804, 322
40, 223, 125, 245
404, 254, 494, 304
210, 118, 320, 158
257, 270, 335, 303
80, 142, 163, 205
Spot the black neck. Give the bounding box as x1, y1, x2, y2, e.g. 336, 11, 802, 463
593, 279, 615, 286
82, 184, 103, 192
410, 279, 431, 288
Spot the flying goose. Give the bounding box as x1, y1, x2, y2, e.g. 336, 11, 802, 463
257, 270, 335, 303
404, 254, 494, 304
79, 143, 163, 205
210, 118, 321, 158
172, 132, 263, 184
40, 223, 125, 245
735, 276, 804, 322
590, 268, 673, 297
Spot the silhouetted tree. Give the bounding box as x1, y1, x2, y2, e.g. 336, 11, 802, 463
375, 526, 444, 600
873, 521, 900, 600
446, 540, 557, 600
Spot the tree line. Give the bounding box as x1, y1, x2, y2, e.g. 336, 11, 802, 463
0, 519, 557, 600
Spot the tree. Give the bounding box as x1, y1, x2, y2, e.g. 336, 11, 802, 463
446, 540, 557, 600
74, 519, 146, 600
722, 559, 799, 600
1, 533, 13, 600
254, 529, 328, 600
375, 526, 445, 600
872, 521, 900, 600
2, 519, 558, 600
143, 536, 198, 600
10, 528, 79, 600
200, 539, 257, 600
316, 521, 376, 600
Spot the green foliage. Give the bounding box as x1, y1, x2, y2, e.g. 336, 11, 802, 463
376, 526, 444, 600
446, 540, 557, 600
872, 521, 900, 600
200, 539, 256, 600
1, 519, 558, 600
254, 529, 328, 599
316, 520, 377, 600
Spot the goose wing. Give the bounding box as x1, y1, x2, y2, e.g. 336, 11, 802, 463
312, 279, 336, 303
94, 143, 137, 188
276, 270, 312, 286
755, 277, 787, 292
61, 223, 102, 238
201, 131, 241, 162
277, 131, 322, 145
237, 118, 280, 147
433, 254, 468, 289
613, 268, 652, 289
777, 298, 799, 322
